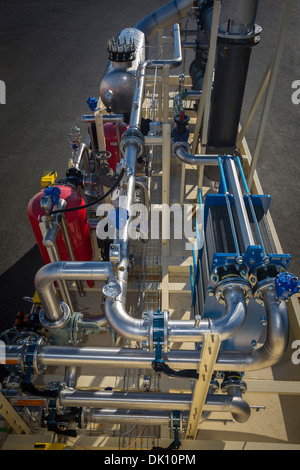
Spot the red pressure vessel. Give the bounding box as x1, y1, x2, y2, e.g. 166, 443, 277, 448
27, 185, 93, 268
104, 122, 128, 171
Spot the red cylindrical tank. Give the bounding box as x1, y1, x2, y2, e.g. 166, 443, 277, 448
27, 185, 93, 266
104, 121, 128, 171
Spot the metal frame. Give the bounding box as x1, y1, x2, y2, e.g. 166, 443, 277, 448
185, 333, 221, 439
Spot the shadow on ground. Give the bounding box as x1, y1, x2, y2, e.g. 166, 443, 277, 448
0, 246, 43, 333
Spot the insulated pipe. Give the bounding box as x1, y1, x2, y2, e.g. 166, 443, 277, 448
34, 261, 114, 324
135, 0, 195, 40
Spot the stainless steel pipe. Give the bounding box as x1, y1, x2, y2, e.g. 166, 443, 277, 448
217, 285, 289, 371
34, 261, 113, 324
129, 23, 182, 130
81, 114, 125, 124
73, 143, 91, 173
173, 142, 220, 166
105, 281, 247, 344
168, 284, 247, 342
135, 0, 195, 40
205, 395, 250, 424
1, 388, 249, 425
6, 285, 288, 372
60, 389, 250, 423
82, 409, 179, 427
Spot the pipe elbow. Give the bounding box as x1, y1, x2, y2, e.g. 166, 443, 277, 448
104, 299, 148, 342
212, 285, 247, 340
34, 262, 63, 294
230, 396, 251, 423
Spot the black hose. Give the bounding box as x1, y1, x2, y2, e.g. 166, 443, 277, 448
20, 381, 60, 399
49, 168, 125, 215
152, 361, 199, 380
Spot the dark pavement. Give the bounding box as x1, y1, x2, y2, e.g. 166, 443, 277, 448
0, 0, 299, 331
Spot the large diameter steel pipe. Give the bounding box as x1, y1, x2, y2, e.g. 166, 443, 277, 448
34, 261, 113, 324
60, 390, 250, 423
60, 390, 191, 411
9, 287, 287, 373
105, 282, 247, 343
205, 395, 250, 424
105, 299, 148, 342
217, 285, 290, 371
135, 0, 194, 40
168, 284, 247, 342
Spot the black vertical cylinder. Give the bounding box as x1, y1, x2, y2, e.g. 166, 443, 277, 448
207, 42, 252, 148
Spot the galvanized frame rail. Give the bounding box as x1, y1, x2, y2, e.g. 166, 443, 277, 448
185, 333, 221, 439
0, 392, 31, 435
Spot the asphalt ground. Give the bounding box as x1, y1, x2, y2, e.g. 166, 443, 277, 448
0, 0, 299, 332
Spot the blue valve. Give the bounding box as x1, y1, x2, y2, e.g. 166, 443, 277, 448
43, 186, 61, 206
275, 272, 300, 301
86, 97, 98, 112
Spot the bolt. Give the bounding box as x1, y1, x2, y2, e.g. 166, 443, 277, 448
260, 316, 267, 326
207, 287, 214, 297
251, 339, 257, 349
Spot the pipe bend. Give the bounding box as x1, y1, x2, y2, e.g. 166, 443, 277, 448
211, 284, 248, 340
230, 396, 251, 423
34, 261, 114, 324
104, 299, 148, 342
168, 283, 247, 343
204, 394, 251, 424
217, 284, 289, 372
135, 0, 194, 40
34, 261, 64, 293
246, 287, 289, 370
173, 142, 219, 166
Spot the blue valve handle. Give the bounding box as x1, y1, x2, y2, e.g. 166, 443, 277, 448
43, 186, 61, 206
275, 272, 300, 300
86, 97, 98, 112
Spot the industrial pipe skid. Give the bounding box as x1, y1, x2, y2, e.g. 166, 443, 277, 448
1, 0, 299, 450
